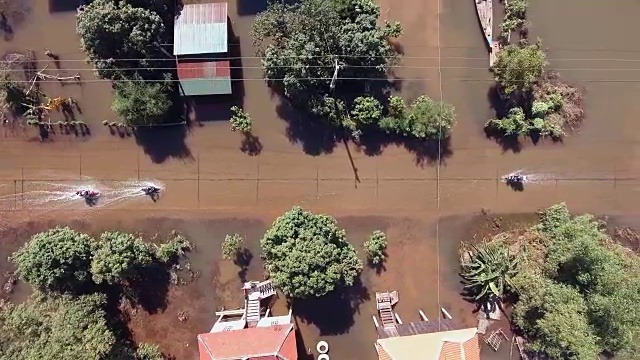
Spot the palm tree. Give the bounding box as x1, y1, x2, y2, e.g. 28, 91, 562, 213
460, 242, 520, 301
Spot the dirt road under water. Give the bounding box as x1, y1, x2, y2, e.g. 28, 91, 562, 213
1, 0, 640, 359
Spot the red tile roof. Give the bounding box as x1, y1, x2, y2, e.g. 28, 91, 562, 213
438, 335, 481, 360
198, 324, 296, 360
177, 61, 231, 80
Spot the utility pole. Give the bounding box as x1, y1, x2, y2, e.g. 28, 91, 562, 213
330, 59, 344, 90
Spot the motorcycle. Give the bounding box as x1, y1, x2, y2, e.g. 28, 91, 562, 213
75, 190, 100, 198
504, 174, 525, 184
141, 186, 160, 195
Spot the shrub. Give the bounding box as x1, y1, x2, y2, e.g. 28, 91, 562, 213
221, 233, 244, 260
11, 227, 94, 293
380, 95, 455, 140
229, 106, 252, 133
460, 241, 520, 301
155, 232, 192, 263
261, 207, 363, 298
364, 230, 388, 265
350, 96, 382, 126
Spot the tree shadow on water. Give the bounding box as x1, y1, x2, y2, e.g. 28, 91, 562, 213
240, 133, 263, 156
276, 100, 340, 156
134, 125, 192, 163
358, 130, 453, 167
291, 278, 370, 336
125, 264, 170, 314
485, 83, 523, 153
234, 248, 254, 283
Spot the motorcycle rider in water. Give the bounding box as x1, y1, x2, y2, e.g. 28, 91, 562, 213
506, 174, 524, 184
141, 186, 160, 195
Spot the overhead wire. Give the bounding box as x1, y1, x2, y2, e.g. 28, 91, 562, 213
6, 77, 640, 84
6, 65, 640, 72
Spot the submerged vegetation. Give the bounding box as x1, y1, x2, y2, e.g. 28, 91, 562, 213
488, 0, 584, 142
3, 226, 191, 360
252, 0, 455, 142
77, 0, 178, 126
460, 204, 640, 360
260, 207, 363, 298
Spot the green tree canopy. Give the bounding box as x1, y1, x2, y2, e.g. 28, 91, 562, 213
111, 77, 171, 126
252, 0, 402, 116
260, 207, 363, 298
364, 230, 388, 265
10, 226, 94, 293
0, 293, 115, 360
510, 203, 640, 359
76, 0, 166, 80
91, 231, 154, 285
379, 95, 455, 139
492, 43, 547, 95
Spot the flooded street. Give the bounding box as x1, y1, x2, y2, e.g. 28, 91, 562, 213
0, 0, 639, 359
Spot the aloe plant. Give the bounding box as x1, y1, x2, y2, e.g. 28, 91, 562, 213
460, 242, 520, 301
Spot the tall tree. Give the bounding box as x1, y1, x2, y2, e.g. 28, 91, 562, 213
10, 227, 94, 293
252, 0, 402, 117
76, 0, 166, 80
0, 293, 115, 360
111, 76, 171, 126
260, 207, 363, 298
510, 203, 640, 359
91, 231, 154, 285
491, 42, 547, 95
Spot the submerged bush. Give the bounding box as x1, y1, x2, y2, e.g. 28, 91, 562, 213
229, 106, 252, 133
364, 230, 388, 265
379, 95, 455, 140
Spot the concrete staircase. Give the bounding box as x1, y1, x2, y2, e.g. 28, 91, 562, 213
245, 296, 261, 327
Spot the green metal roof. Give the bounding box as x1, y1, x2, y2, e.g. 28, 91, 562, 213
174, 3, 228, 55
179, 78, 232, 96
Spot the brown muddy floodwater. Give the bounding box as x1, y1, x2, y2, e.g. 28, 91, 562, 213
0, 212, 475, 360
1, 0, 640, 359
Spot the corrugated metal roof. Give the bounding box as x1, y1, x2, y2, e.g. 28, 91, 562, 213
177, 61, 231, 95
174, 3, 228, 55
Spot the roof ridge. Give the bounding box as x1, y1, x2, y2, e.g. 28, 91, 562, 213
273, 323, 294, 360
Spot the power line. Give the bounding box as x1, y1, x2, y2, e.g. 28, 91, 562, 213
435, 0, 443, 332
6, 77, 640, 84
6, 65, 640, 72
6, 54, 640, 63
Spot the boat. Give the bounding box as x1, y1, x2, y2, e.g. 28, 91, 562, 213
474, 0, 493, 48
474, 0, 500, 67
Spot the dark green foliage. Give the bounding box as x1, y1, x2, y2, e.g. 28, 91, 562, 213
364, 230, 388, 265
0, 293, 115, 360
485, 107, 529, 136
510, 203, 640, 359
91, 231, 154, 285
154, 232, 192, 264
350, 96, 383, 127
460, 242, 520, 300
260, 207, 363, 298
492, 43, 547, 95
76, 0, 166, 80
134, 343, 165, 360
252, 0, 401, 116
379, 95, 455, 139
229, 106, 253, 133
221, 233, 244, 261
11, 227, 94, 293
111, 76, 172, 126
